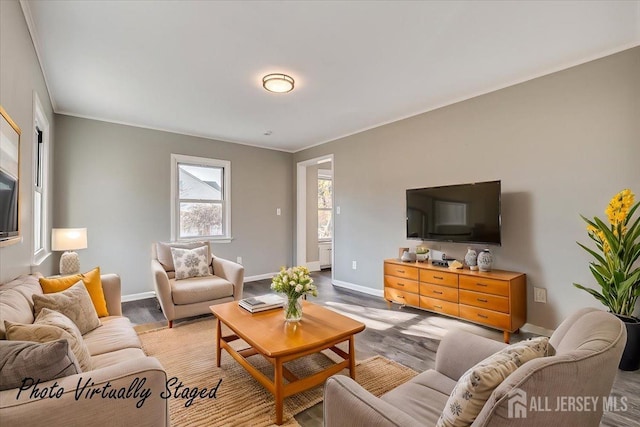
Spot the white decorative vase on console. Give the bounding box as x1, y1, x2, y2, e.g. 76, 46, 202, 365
465, 248, 478, 271
477, 249, 493, 272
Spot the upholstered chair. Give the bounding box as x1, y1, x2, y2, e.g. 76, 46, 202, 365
151, 241, 244, 327
325, 308, 626, 427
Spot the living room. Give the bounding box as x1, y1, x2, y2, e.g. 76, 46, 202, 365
1, 1, 639, 426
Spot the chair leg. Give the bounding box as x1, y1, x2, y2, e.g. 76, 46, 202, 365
168, 320, 173, 328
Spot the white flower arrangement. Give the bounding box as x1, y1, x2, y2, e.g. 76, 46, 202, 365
271, 266, 318, 299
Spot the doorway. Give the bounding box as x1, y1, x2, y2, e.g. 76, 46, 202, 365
296, 155, 334, 279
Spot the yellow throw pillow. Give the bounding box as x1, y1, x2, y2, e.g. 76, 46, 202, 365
39, 267, 109, 317
39, 273, 82, 293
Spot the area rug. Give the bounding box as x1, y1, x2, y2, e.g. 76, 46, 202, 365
138, 317, 417, 426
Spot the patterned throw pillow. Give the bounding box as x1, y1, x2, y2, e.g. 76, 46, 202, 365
5, 308, 93, 372
0, 339, 81, 391
437, 336, 550, 427
33, 281, 101, 335
170, 245, 212, 280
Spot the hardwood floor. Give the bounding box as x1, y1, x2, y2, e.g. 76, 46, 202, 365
123, 270, 639, 427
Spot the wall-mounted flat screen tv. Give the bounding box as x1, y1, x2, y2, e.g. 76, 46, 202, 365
406, 180, 501, 245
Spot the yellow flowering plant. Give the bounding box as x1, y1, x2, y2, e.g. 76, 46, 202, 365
574, 189, 640, 317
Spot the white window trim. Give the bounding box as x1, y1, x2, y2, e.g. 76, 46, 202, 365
170, 153, 232, 243
32, 92, 51, 266
317, 174, 333, 242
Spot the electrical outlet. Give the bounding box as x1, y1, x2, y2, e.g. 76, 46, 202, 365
352, 260, 357, 270
236, 256, 243, 265
337, 206, 341, 215
534, 287, 547, 303
276, 208, 281, 216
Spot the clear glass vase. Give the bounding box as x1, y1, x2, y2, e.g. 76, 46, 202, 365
284, 295, 303, 322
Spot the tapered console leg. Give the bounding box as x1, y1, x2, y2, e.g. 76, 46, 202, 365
168, 320, 173, 328
503, 331, 510, 344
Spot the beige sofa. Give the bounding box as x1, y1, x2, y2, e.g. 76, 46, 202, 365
152, 241, 244, 327
0, 273, 169, 427
325, 308, 626, 427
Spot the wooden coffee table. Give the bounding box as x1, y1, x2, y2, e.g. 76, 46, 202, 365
210, 300, 366, 425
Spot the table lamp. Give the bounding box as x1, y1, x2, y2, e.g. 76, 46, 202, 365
52, 228, 88, 275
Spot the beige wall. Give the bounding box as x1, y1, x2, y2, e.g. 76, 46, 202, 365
294, 47, 640, 330
0, 0, 57, 283
53, 115, 293, 296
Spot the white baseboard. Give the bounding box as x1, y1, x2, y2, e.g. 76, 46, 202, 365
332, 280, 384, 298
306, 261, 321, 272
244, 272, 278, 283
520, 323, 555, 337
122, 291, 156, 302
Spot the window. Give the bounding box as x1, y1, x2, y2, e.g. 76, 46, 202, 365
318, 173, 332, 240
32, 93, 50, 264
171, 154, 231, 241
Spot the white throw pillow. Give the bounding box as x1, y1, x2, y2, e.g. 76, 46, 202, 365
170, 245, 212, 280
437, 336, 550, 427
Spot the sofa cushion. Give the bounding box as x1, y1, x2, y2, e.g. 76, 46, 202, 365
33, 281, 101, 335
0, 339, 81, 391
170, 275, 234, 305
5, 308, 93, 372
90, 347, 148, 370
410, 369, 458, 396
39, 267, 109, 317
436, 336, 549, 427
0, 274, 43, 339
83, 316, 142, 356
171, 245, 212, 280
381, 376, 449, 426
156, 241, 212, 272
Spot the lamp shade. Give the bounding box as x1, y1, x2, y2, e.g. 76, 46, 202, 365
51, 228, 88, 251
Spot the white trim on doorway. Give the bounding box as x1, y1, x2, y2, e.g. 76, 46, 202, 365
296, 154, 334, 281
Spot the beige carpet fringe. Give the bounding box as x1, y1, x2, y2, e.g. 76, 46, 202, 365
138, 317, 417, 426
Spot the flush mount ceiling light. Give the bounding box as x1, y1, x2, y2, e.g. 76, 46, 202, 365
262, 73, 294, 93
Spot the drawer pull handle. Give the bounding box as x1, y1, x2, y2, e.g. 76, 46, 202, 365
434, 305, 443, 309
397, 270, 405, 274
477, 314, 488, 319
477, 298, 488, 303
476, 283, 488, 287
397, 295, 405, 299
434, 276, 444, 280
397, 283, 405, 287
433, 291, 443, 295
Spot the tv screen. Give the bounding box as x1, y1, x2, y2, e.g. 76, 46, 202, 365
406, 180, 501, 245
0, 168, 19, 240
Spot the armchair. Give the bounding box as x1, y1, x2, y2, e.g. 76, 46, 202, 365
151, 242, 244, 327
325, 308, 626, 427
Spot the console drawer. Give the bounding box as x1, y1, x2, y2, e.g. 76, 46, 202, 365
459, 305, 511, 330
459, 290, 509, 313
385, 275, 419, 293
419, 270, 458, 288
459, 275, 509, 297
420, 283, 458, 303
385, 288, 419, 307
384, 263, 419, 280
420, 296, 459, 317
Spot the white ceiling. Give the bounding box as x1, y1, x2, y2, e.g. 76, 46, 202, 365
22, 1, 640, 152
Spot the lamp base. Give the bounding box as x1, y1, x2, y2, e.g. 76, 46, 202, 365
60, 251, 81, 275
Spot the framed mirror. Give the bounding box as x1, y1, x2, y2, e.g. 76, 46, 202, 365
0, 105, 21, 246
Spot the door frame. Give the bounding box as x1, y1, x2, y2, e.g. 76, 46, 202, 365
296, 154, 333, 278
